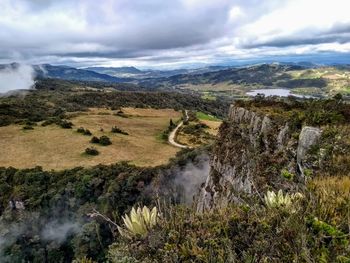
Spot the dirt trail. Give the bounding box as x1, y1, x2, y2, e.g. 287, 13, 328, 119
168, 110, 189, 149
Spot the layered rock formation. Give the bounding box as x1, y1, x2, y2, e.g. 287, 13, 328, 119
198, 104, 321, 211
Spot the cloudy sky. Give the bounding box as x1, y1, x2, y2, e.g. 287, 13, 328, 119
0, 0, 349, 68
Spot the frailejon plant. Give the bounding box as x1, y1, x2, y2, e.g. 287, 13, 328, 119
117, 206, 158, 239
264, 190, 303, 211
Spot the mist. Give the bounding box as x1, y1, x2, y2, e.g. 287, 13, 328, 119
41, 221, 80, 243
153, 153, 210, 205
0, 216, 81, 261
0, 64, 35, 94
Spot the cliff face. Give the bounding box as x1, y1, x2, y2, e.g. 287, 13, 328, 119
197, 105, 321, 211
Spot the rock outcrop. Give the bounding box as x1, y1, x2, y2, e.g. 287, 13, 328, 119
197, 105, 322, 212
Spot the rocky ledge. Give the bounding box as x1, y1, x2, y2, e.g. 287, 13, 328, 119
197, 104, 322, 212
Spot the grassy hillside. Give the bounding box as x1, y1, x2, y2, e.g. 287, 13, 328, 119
0, 107, 181, 170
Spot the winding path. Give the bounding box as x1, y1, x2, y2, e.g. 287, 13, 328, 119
168, 110, 189, 149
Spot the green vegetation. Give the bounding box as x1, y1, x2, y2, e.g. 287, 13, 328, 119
196, 111, 221, 122
281, 169, 294, 180
201, 92, 217, 101
235, 95, 349, 126
0, 78, 229, 127
107, 180, 349, 262
0, 147, 209, 262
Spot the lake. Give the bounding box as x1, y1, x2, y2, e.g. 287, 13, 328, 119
246, 88, 311, 98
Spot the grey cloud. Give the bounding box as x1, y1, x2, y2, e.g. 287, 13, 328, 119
0, 0, 234, 58
0, 0, 349, 67
243, 23, 350, 48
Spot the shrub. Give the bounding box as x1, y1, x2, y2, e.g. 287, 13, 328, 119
59, 120, 73, 129
111, 126, 128, 135
85, 147, 99, 156
90, 136, 100, 144
99, 135, 112, 146
281, 169, 294, 180
22, 125, 34, 130
78, 127, 92, 136
83, 129, 92, 136
115, 110, 128, 118
77, 127, 85, 133
41, 118, 60, 127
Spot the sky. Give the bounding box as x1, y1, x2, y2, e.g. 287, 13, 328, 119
0, 0, 350, 68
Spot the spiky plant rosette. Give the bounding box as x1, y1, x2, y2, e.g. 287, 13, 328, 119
264, 190, 304, 212
117, 206, 158, 239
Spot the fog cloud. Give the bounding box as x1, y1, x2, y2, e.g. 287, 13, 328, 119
41, 221, 80, 243
0, 64, 35, 93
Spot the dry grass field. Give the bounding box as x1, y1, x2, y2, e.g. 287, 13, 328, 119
0, 107, 181, 170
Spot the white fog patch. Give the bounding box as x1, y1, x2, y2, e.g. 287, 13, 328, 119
0, 64, 35, 93
173, 156, 210, 204
41, 221, 81, 244
152, 154, 210, 205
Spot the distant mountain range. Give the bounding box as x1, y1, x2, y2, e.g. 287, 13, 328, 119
84, 65, 231, 79
138, 63, 307, 88
1, 62, 349, 92
33, 64, 127, 82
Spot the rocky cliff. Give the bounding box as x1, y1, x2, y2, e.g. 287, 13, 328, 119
198, 104, 322, 211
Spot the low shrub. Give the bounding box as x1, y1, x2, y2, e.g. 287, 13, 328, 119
111, 126, 128, 135
22, 125, 34, 130
90, 136, 100, 144
59, 120, 73, 129
99, 135, 112, 146
77, 127, 92, 136
85, 147, 99, 156
281, 169, 294, 180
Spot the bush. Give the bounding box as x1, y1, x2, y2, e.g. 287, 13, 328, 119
85, 147, 99, 156
83, 129, 92, 136
111, 126, 128, 135
77, 127, 92, 136
41, 117, 60, 127
77, 127, 85, 133
90, 136, 100, 144
115, 110, 128, 118
59, 120, 73, 129
22, 125, 34, 130
281, 169, 294, 180
99, 136, 112, 146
